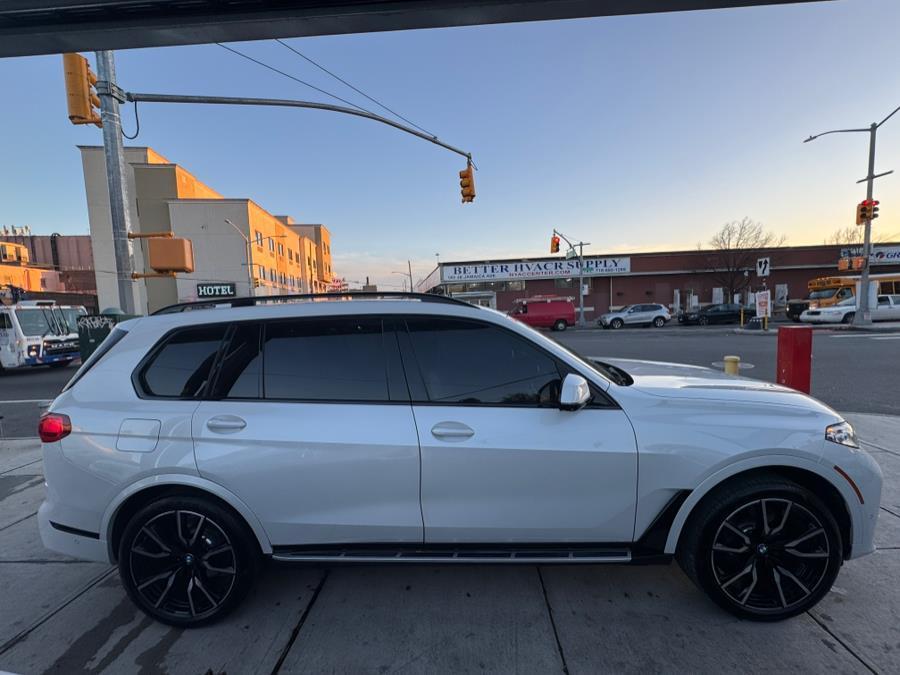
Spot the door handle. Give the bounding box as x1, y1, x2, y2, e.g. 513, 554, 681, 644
431, 421, 474, 441
206, 415, 247, 433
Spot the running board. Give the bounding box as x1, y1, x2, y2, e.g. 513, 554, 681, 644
272, 546, 632, 564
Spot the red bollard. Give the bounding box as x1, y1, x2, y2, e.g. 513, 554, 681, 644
776, 325, 813, 393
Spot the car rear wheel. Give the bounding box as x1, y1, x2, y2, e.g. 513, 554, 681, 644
842, 312, 855, 324
118, 495, 260, 627
610, 318, 624, 329
553, 319, 567, 332
652, 316, 666, 328
676, 475, 842, 621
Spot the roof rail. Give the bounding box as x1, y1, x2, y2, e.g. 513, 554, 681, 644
151, 291, 473, 315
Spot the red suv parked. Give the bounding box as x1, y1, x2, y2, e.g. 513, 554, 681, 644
508, 297, 576, 331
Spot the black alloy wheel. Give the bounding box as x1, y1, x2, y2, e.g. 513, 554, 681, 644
119, 496, 259, 626
677, 476, 842, 621
698, 316, 710, 326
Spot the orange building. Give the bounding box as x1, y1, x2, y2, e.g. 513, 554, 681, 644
0, 241, 62, 295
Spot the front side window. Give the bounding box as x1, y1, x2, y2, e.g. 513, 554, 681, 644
405, 318, 561, 405
263, 318, 390, 401
139, 325, 227, 398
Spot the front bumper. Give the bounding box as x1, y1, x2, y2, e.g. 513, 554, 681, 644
821, 440, 883, 559
24, 351, 78, 366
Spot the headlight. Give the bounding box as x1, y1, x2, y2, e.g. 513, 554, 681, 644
826, 421, 859, 448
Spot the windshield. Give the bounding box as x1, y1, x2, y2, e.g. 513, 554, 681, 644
808, 288, 839, 300
837, 297, 857, 306
15, 309, 58, 336
55, 307, 85, 334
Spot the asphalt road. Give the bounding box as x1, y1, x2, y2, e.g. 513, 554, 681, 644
554, 325, 900, 416
0, 324, 897, 438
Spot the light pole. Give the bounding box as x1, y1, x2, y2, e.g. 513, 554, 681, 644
224, 219, 286, 297
553, 229, 591, 327
391, 270, 410, 292
804, 103, 899, 325
392, 262, 414, 292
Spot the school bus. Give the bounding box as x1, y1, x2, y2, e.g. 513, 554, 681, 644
787, 273, 900, 321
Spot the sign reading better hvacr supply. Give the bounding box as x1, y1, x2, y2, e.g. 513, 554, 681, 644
442, 257, 631, 283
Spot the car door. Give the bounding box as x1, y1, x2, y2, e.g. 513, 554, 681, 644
192, 317, 423, 547
623, 306, 643, 325
401, 316, 638, 543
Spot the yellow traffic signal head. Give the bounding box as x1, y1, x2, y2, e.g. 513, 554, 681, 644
63, 53, 102, 127
550, 235, 560, 253
459, 165, 475, 203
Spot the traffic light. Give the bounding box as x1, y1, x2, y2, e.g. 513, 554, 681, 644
856, 199, 880, 224
550, 235, 560, 253
459, 164, 475, 203
851, 256, 866, 270
837, 257, 851, 271
63, 53, 102, 127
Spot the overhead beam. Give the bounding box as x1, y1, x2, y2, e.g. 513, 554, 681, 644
0, 0, 830, 58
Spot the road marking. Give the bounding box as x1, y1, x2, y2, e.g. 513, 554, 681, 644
872, 336, 900, 340
828, 334, 898, 339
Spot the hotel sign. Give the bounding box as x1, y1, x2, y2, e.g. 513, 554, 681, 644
442, 257, 631, 283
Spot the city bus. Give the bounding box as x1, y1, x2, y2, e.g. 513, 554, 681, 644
0, 301, 85, 371
787, 273, 900, 321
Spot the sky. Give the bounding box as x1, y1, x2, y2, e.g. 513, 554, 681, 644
2, 0, 900, 289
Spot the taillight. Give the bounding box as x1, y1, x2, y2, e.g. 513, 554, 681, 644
39, 413, 71, 443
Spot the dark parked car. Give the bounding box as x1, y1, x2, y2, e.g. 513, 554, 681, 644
678, 303, 755, 325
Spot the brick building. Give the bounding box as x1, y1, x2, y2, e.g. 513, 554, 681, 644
417, 243, 900, 318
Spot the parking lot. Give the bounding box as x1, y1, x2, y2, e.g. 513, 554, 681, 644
1, 411, 899, 674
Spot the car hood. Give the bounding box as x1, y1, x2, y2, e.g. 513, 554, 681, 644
594, 357, 837, 414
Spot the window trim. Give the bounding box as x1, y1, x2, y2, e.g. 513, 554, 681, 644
398, 315, 618, 409
132, 324, 230, 400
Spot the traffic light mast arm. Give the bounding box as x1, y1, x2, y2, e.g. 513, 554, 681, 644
127, 91, 473, 163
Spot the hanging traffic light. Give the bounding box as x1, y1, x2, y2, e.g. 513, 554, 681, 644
870, 200, 880, 220
62, 53, 102, 127
837, 257, 851, 271
550, 235, 560, 253
856, 201, 866, 225
851, 256, 866, 270
459, 164, 475, 203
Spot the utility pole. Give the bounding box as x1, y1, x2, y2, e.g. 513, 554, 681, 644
804, 103, 899, 326
553, 229, 590, 327
94, 50, 136, 315
224, 219, 254, 297
408, 260, 414, 293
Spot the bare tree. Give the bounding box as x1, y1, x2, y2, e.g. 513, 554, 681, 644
700, 218, 786, 300
825, 226, 898, 246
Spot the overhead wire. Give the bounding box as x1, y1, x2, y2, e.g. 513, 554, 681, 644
274, 38, 437, 139
216, 42, 377, 115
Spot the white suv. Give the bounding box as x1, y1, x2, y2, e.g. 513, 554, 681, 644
38, 293, 882, 626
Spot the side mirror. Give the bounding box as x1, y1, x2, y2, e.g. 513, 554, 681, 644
559, 373, 590, 411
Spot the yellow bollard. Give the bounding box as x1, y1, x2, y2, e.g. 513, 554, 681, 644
740, 308, 744, 327
724, 355, 740, 375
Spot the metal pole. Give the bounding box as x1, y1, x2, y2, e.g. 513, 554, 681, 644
246, 238, 255, 298
408, 260, 414, 293
855, 123, 877, 326
577, 243, 585, 327
95, 50, 136, 315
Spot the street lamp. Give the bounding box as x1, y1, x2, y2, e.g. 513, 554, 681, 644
391, 261, 415, 292
804, 103, 900, 326
223, 219, 286, 297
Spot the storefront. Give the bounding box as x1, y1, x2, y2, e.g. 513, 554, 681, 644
417, 243, 900, 319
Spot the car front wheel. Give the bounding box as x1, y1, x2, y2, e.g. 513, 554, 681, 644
676, 474, 842, 621
842, 312, 855, 324
118, 495, 259, 627
610, 318, 624, 329
698, 316, 709, 326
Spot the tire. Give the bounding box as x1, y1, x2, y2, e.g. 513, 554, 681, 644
676, 474, 842, 622
842, 312, 855, 325
553, 319, 567, 332
653, 316, 666, 328
698, 316, 709, 326
610, 318, 624, 329
118, 495, 260, 627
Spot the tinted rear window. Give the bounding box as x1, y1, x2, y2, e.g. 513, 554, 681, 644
262, 318, 389, 401
139, 325, 227, 398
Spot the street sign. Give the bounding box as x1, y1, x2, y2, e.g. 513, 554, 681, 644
756, 257, 771, 277
196, 282, 236, 298
565, 248, 577, 260
755, 290, 771, 318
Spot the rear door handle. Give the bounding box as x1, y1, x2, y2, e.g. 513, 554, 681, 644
206, 415, 247, 433
431, 421, 474, 441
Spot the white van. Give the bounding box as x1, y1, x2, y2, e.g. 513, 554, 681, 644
0, 301, 86, 370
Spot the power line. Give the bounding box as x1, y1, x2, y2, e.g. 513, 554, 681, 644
216, 43, 375, 115
274, 38, 437, 139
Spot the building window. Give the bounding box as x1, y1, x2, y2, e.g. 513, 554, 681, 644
255, 231, 263, 246
288, 249, 293, 262
258, 265, 266, 280
278, 243, 284, 256
268, 238, 275, 252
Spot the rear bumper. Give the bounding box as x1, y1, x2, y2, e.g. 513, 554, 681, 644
38, 500, 111, 563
